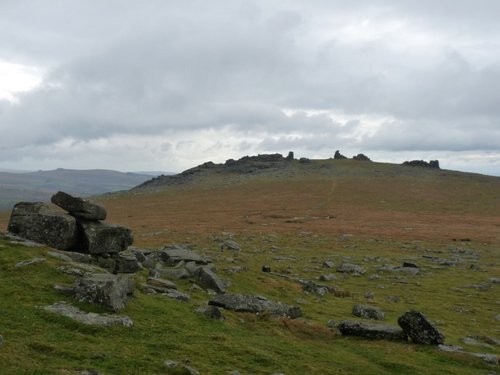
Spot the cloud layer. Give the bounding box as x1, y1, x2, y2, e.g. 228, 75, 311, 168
1, 1, 499, 174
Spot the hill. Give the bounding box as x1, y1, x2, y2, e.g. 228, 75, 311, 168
0, 155, 498, 374
0, 168, 153, 210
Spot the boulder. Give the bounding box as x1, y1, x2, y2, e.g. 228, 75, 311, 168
209, 294, 302, 319
73, 273, 134, 311
302, 280, 329, 297
337, 320, 407, 341
337, 263, 366, 275
397, 310, 445, 345
43, 301, 133, 327
203, 305, 225, 320
352, 304, 385, 320
78, 220, 133, 254
224, 240, 242, 251
157, 247, 208, 265
113, 251, 141, 273
8, 202, 78, 250
51, 191, 107, 220
193, 266, 226, 293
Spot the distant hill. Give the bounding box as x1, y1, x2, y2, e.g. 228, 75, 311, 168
0, 168, 154, 210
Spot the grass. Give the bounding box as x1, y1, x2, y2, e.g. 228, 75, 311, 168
0, 158, 498, 374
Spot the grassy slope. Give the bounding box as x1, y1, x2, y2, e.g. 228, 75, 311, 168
0, 159, 498, 374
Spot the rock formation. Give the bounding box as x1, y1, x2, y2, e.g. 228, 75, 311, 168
7, 192, 133, 254
402, 160, 440, 169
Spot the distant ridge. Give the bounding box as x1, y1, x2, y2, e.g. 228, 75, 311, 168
133, 152, 496, 192
0, 168, 154, 210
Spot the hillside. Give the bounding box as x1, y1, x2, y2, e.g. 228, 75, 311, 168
0, 168, 153, 210
0, 155, 498, 374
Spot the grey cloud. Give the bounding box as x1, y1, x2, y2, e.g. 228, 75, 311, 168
0, 1, 499, 174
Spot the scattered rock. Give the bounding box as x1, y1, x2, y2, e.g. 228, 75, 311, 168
164, 360, 200, 375
156, 266, 190, 280
204, 305, 225, 320
74, 273, 134, 311
46, 251, 73, 262
302, 280, 329, 297
15, 257, 46, 268
193, 266, 226, 293
352, 304, 385, 320
209, 294, 302, 319
113, 251, 141, 273
461, 336, 492, 349
337, 263, 366, 275
397, 310, 445, 345
43, 301, 133, 327
147, 277, 177, 290
78, 220, 133, 254
319, 274, 337, 281
223, 240, 242, 251
51, 191, 107, 221
158, 247, 209, 265
8, 202, 78, 250
438, 345, 498, 365
378, 265, 419, 275
322, 261, 335, 269
403, 262, 418, 268
337, 320, 407, 341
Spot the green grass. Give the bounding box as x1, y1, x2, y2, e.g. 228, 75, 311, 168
0, 233, 497, 374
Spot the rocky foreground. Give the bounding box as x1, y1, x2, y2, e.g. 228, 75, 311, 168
2, 191, 498, 373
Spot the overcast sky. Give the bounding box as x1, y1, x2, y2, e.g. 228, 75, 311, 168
1, 1, 499, 175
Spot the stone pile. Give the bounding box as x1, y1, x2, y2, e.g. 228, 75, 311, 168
8, 191, 133, 255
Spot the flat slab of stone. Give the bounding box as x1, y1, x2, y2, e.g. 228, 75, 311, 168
74, 273, 134, 311
398, 310, 445, 345
51, 191, 107, 220
336, 263, 366, 275
8, 202, 78, 250
209, 293, 302, 319
15, 257, 46, 268
79, 220, 133, 254
338, 320, 407, 341
158, 247, 208, 265
44, 301, 133, 327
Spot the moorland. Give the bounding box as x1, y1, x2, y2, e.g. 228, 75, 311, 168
0, 155, 498, 374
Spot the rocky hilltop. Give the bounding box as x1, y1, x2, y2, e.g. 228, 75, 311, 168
134, 151, 443, 191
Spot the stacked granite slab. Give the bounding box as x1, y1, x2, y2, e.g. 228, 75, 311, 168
8, 191, 133, 254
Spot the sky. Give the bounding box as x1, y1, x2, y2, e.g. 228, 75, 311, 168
1, 0, 499, 175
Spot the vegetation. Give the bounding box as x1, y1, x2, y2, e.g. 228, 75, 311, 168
0, 159, 498, 374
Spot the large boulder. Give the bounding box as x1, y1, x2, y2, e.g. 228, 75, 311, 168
51, 191, 107, 220
73, 273, 134, 311
337, 320, 407, 341
8, 202, 78, 250
398, 310, 445, 345
209, 294, 302, 319
78, 220, 133, 254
